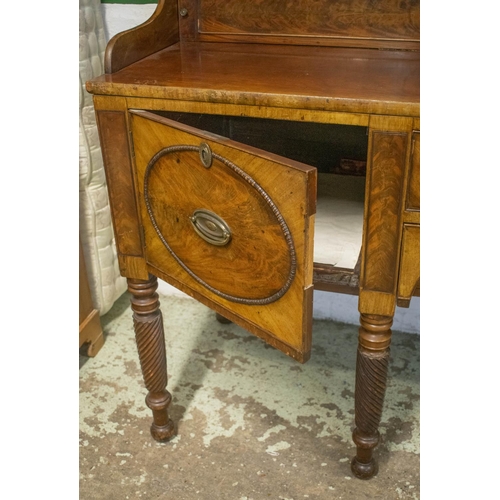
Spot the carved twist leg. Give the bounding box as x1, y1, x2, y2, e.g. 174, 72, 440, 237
128, 275, 175, 442
351, 314, 392, 479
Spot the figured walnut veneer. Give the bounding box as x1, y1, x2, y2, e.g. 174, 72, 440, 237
130, 110, 316, 361
87, 42, 419, 118
143, 144, 296, 304
407, 131, 420, 212
181, 0, 419, 50
362, 131, 407, 293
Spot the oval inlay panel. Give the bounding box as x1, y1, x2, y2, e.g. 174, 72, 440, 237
144, 144, 296, 304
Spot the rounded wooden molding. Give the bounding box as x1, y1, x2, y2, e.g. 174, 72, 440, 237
144, 144, 297, 305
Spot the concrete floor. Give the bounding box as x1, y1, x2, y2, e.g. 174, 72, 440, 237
80, 292, 420, 499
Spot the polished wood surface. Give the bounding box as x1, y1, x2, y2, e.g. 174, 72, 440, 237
362, 127, 409, 293
358, 116, 416, 317
128, 275, 176, 441
407, 131, 420, 211
87, 42, 419, 117
121, 96, 372, 127
103, 0, 420, 74
189, 0, 419, 50
94, 97, 149, 281
130, 110, 316, 361
351, 313, 393, 479
397, 225, 420, 307
105, 0, 179, 73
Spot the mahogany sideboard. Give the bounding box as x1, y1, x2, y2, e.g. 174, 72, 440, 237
86, 0, 420, 480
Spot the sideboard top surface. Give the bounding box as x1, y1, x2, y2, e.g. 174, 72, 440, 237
87, 42, 420, 117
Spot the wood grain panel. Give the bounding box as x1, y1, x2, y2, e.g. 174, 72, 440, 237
96, 110, 144, 260
406, 131, 420, 211
86, 42, 420, 118
397, 224, 420, 307
177, 0, 420, 49
144, 146, 294, 302
125, 97, 371, 127
197, 0, 420, 42
104, 0, 179, 73
118, 255, 149, 280
362, 131, 407, 293
130, 110, 316, 359
178, 0, 198, 41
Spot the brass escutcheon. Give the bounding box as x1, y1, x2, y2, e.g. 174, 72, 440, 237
199, 143, 213, 168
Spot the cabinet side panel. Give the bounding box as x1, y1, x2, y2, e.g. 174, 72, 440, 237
96, 110, 146, 277
397, 224, 420, 306
406, 131, 420, 211
104, 0, 179, 73
362, 131, 407, 294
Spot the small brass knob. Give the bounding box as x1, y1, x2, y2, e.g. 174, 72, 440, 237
179, 8, 188, 17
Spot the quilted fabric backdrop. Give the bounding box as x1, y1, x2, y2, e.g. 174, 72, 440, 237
79, 0, 126, 314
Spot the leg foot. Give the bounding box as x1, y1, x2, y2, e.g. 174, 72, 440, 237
128, 275, 176, 442
350, 429, 379, 479
215, 312, 232, 324
151, 421, 176, 442
351, 314, 392, 479
146, 391, 176, 442
351, 456, 378, 480
85, 330, 104, 357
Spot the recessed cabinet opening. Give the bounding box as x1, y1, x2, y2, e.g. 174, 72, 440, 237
150, 111, 367, 293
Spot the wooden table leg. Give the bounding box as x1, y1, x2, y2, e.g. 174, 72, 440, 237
128, 275, 176, 442
351, 313, 393, 479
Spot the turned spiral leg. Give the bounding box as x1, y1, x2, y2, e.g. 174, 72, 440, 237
351, 313, 393, 479
128, 275, 175, 442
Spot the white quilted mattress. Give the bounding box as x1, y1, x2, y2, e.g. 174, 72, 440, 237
79, 0, 126, 315
314, 173, 365, 268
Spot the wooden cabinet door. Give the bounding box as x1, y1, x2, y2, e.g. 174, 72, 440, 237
129, 110, 317, 362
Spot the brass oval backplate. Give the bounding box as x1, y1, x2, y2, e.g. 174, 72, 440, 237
190, 209, 231, 246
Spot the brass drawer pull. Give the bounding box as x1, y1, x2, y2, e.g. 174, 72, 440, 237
190, 209, 231, 246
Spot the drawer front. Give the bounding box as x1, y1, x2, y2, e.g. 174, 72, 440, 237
406, 131, 420, 211
130, 110, 317, 362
